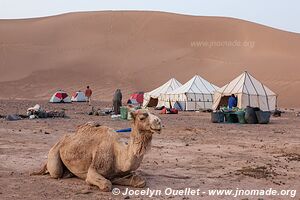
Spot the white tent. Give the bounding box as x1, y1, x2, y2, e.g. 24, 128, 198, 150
162, 75, 219, 111
71, 91, 87, 102
49, 90, 71, 103
212, 71, 277, 111
143, 78, 182, 107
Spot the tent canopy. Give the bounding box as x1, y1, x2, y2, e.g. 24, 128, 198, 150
143, 78, 182, 107
168, 75, 219, 95
162, 75, 219, 110
212, 71, 277, 111
71, 91, 87, 102
49, 90, 71, 103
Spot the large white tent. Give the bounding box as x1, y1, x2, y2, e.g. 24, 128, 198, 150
162, 75, 219, 111
143, 78, 182, 107
212, 71, 277, 111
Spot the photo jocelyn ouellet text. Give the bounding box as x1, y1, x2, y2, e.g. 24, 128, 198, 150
112, 187, 297, 198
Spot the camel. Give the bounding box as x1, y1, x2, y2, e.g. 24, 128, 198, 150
31, 109, 161, 191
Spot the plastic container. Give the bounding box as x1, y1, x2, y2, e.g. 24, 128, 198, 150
211, 112, 224, 123
255, 111, 271, 124
224, 112, 239, 123
245, 107, 259, 124
236, 111, 246, 124
120, 106, 128, 120
127, 109, 133, 120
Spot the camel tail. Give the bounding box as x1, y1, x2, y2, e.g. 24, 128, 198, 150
30, 162, 48, 176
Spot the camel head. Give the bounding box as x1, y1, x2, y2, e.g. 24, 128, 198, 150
131, 109, 162, 134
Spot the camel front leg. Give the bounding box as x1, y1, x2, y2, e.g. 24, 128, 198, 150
112, 173, 146, 188
85, 167, 112, 192
47, 141, 64, 179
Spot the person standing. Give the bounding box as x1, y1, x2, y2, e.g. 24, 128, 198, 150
113, 89, 122, 114
228, 94, 237, 109
85, 86, 93, 105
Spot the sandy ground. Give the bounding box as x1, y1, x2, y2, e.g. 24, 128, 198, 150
0, 100, 299, 200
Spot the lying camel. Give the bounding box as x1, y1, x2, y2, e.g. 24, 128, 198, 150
31, 110, 161, 191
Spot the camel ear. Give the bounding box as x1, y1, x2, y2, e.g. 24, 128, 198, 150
138, 112, 149, 120
130, 111, 138, 120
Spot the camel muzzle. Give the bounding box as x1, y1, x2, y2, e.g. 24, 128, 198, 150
149, 114, 162, 134
150, 123, 162, 134
150, 127, 161, 134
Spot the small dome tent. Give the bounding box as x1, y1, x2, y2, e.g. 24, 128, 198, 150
49, 90, 71, 103
71, 91, 87, 102
128, 92, 144, 105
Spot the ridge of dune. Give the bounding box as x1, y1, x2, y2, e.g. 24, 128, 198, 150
0, 11, 299, 107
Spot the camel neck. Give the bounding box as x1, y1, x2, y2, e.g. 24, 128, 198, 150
129, 128, 152, 157
114, 126, 153, 173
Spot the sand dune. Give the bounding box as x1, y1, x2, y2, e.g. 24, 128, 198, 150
0, 11, 299, 107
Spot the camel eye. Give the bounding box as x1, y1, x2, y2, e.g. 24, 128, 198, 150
138, 113, 149, 120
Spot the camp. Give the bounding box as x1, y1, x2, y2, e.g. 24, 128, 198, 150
162, 75, 219, 111
49, 90, 72, 103
71, 91, 87, 102
143, 78, 182, 107
212, 71, 277, 111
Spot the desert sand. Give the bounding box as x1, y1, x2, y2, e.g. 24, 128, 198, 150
0, 100, 299, 200
0, 11, 300, 108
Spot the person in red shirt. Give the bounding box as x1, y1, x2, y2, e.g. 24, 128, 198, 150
85, 86, 92, 105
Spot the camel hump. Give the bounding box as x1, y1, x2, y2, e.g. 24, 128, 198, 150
76, 122, 101, 131
75, 122, 113, 137
85, 121, 101, 127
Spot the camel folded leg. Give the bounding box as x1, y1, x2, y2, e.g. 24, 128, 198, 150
85, 167, 112, 191
47, 141, 64, 179
30, 162, 48, 176
62, 167, 74, 178
112, 173, 146, 188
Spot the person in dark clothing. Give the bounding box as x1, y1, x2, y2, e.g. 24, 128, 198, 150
228, 94, 237, 109
113, 89, 122, 114
234, 96, 238, 107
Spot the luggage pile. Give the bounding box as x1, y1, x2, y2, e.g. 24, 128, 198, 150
160, 107, 178, 114
211, 106, 271, 124
27, 104, 66, 119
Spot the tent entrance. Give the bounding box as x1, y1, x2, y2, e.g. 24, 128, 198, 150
217, 96, 230, 109
147, 98, 158, 107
